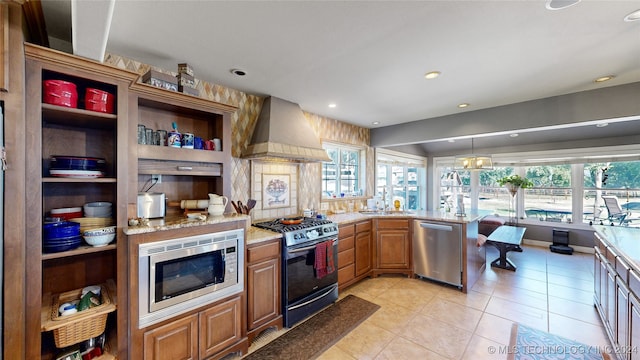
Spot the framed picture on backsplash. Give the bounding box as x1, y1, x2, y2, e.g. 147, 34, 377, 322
262, 174, 291, 209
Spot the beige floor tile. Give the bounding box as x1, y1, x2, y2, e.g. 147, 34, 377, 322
471, 277, 498, 295
437, 288, 491, 311
547, 273, 594, 292
548, 313, 612, 350
512, 267, 548, 282
317, 345, 357, 360
485, 297, 548, 331
497, 274, 548, 295
463, 334, 510, 360
547, 264, 594, 281
547, 282, 594, 305
375, 286, 435, 312
547, 295, 602, 326
491, 282, 548, 311
474, 313, 515, 345
374, 336, 448, 360
334, 322, 396, 360
421, 297, 483, 332
365, 303, 418, 334
398, 314, 473, 359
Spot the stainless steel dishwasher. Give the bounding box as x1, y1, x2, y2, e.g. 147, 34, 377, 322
412, 220, 463, 288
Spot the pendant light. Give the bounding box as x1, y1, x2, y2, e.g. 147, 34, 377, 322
453, 138, 493, 170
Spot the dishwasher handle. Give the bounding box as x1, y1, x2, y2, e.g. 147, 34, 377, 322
418, 222, 454, 232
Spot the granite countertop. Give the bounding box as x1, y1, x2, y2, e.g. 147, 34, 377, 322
246, 226, 282, 245
593, 225, 640, 269
327, 210, 486, 225
124, 213, 251, 235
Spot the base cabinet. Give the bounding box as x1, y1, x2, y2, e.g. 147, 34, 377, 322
246, 239, 282, 343
144, 314, 199, 360
373, 219, 411, 277
338, 221, 372, 289
143, 295, 243, 360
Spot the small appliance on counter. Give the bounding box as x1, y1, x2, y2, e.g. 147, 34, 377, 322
137, 192, 166, 219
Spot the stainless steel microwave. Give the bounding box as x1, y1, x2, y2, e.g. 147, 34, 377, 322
138, 229, 244, 328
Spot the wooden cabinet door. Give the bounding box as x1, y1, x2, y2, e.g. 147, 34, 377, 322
144, 314, 199, 360
630, 294, 640, 360
594, 248, 603, 311
607, 262, 618, 339
376, 230, 410, 269
618, 276, 631, 356
199, 296, 243, 359
247, 258, 280, 330
355, 230, 372, 276
338, 224, 355, 287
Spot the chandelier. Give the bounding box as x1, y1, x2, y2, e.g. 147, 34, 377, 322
453, 138, 493, 170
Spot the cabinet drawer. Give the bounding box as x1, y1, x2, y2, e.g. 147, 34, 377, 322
607, 246, 618, 264
338, 263, 355, 284
138, 158, 222, 176
338, 235, 354, 253
355, 220, 371, 233
248, 240, 280, 263
339, 224, 355, 238
338, 248, 355, 268
376, 219, 409, 229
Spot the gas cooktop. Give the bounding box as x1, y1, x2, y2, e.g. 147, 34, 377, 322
253, 217, 338, 247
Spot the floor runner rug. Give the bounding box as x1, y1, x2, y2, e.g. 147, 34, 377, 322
508, 323, 612, 360
243, 294, 380, 360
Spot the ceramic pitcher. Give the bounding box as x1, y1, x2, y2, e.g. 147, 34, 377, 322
208, 194, 228, 216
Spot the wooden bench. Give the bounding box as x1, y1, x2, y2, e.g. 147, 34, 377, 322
486, 225, 526, 271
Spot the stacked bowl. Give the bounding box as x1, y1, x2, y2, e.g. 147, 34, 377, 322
83, 202, 112, 218
50, 207, 83, 221
43, 221, 81, 253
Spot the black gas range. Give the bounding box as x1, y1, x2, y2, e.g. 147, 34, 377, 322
252, 217, 339, 327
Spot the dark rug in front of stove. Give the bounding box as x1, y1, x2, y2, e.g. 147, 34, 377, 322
243, 294, 380, 360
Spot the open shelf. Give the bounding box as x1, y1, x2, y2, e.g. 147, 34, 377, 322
42, 244, 117, 261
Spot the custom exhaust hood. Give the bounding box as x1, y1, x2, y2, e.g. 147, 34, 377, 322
242, 96, 331, 162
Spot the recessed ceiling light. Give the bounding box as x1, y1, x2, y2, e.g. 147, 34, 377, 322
594, 75, 615, 83
510, 133, 519, 137
545, 0, 581, 10
328, 103, 337, 108
458, 103, 469, 108
372, 121, 380, 126
230, 68, 247, 76
424, 71, 441, 80
596, 123, 609, 128
624, 9, 640, 22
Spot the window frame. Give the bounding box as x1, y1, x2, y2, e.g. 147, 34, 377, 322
432, 144, 640, 229
321, 141, 366, 199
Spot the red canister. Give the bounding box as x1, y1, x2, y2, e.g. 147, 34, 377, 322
43, 80, 78, 108
85, 88, 115, 114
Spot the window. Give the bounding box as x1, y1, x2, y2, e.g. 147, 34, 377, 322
433, 145, 640, 227
583, 161, 640, 224
376, 149, 426, 211
322, 143, 365, 198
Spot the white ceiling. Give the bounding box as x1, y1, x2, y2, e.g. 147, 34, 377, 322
41, 0, 640, 149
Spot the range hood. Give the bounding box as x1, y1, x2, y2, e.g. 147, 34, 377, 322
242, 96, 331, 162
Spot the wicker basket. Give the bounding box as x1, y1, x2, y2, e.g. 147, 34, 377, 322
41, 281, 116, 348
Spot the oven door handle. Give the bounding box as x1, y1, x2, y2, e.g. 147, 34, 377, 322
288, 285, 337, 311
288, 238, 337, 254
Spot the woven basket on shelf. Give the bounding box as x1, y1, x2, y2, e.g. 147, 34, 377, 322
41, 282, 116, 348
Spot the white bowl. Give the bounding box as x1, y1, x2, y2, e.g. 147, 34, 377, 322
83, 202, 112, 217
83, 226, 116, 237
83, 232, 115, 247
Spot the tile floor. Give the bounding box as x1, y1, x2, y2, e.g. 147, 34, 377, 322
316, 244, 612, 360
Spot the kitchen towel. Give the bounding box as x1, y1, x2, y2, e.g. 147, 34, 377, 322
314, 240, 335, 279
